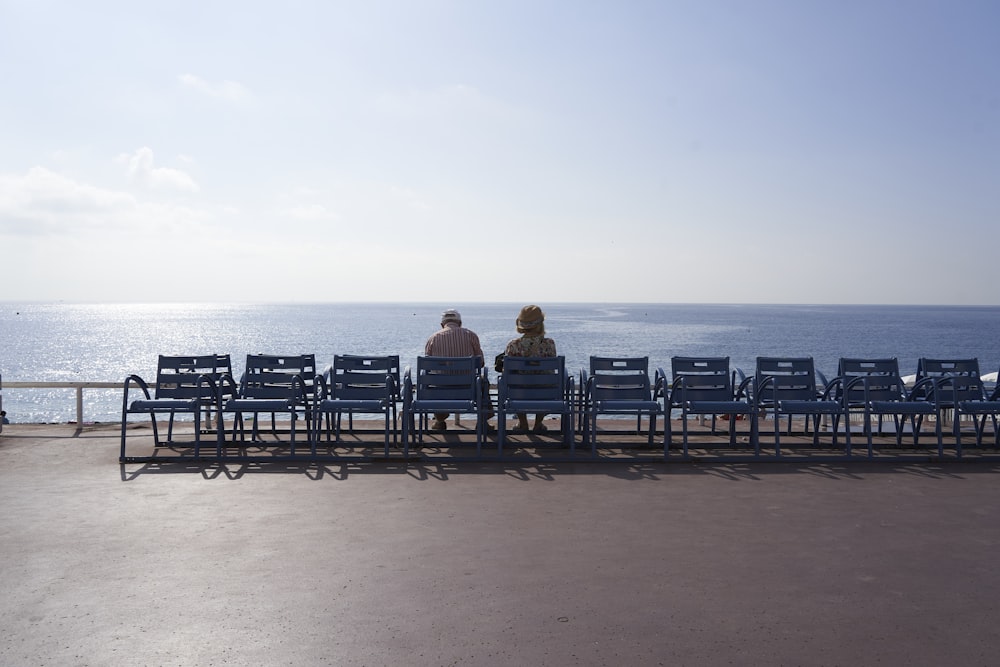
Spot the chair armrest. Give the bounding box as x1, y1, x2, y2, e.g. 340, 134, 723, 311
907, 377, 941, 403
653, 368, 668, 400
820, 375, 848, 401
123, 374, 153, 401
387, 373, 401, 401
219, 373, 240, 401
401, 369, 413, 408
735, 374, 754, 401
292, 374, 313, 409
565, 373, 576, 401
314, 374, 330, 400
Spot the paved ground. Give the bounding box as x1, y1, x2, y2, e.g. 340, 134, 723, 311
2, 422, 1000, 666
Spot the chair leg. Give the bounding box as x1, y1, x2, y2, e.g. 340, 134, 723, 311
193, 410, 202, 457
774, 412, 782, 458
681, 410, 689, 458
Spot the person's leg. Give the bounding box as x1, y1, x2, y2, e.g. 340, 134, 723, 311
432, 413, 448, 430
516, 412, 529, 431
532, 413, 548, 433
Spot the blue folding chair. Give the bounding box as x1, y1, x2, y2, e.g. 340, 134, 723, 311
313, 355, 401, 457
955, 365, 1000, 450
497, 356, 575, 454
402, 356, 488, 457
120, 354, 232, 460
220, 354, 316, 457
667, 357, 756, 458
754, 357, 849, 457
581, 357, 662, 455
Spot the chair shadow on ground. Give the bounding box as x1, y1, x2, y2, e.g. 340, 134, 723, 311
119, 455, 1000, 482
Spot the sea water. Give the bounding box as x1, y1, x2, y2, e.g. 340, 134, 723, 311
1, 302, 999, 423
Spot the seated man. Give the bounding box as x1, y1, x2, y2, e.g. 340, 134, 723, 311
424, 309, 486, 431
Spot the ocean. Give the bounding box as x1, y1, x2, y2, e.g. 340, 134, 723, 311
2, 302, 999, 424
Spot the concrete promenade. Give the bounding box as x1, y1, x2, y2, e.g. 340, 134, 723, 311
2, 422, 1000, 666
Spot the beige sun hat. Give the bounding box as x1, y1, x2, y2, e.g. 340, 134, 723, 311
516, 305, 545, 335
441, 309, 462, 324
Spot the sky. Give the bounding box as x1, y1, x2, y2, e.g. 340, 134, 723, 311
1, 0, 998, 305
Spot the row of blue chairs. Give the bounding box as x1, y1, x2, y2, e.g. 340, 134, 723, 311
119, 353, 1000, 462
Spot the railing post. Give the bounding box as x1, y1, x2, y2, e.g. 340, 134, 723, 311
76, 387, 84, 425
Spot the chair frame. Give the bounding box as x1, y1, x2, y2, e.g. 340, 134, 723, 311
497, 356, 575, 454
220, 354, 316, 457
841, 372, 942, 458
313, 355, 401, 457
916, 358, 989, 456
753, 357, 850, 457
955, 369, 1000, 450
832, 358, 902, 441
120, 354, 232, 460
402, 356, 488, 458
582, 357, 663, 456
666, 357, 757, 458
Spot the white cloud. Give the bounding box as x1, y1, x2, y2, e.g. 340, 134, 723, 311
0, 166, 136, 235
178, 73, 251, 102
0, 166, 211, 239
118, 147, 199, 192
283, 204, 337, 221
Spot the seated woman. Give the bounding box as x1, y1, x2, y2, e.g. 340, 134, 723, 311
503, 305, 557, 433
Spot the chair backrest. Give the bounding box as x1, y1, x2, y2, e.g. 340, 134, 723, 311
155, 354, 232, 400
670, 357, 733, 403
330, 355, 400, 400
916, 358, 981, 381
414, 356, 482, 402
836, 358, 902, 405
241, 354, 316, 401
755, 357, 818, 404
504, 356, 567, 402
837, 358, 900, 377
589, 357, 651, 402
916, 358, 985, 403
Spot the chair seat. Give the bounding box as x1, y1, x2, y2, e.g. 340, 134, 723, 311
225, 398, 295, 412
128, 398, 200, 412
684, 400, 752, 414
869, 401, 937, 415
777, 400, 843, 414
959, 401, 1000, 413
593, 400, 662, 412
318, 398, 387, 411
411, 399, 478, 412
508, 399, 572, 412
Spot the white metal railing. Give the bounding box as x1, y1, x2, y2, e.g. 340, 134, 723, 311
1, 381, 127, 425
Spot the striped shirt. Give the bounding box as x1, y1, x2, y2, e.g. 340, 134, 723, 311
424, 323, 485, 361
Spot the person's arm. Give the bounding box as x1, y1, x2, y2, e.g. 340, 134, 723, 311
424, 336, 434, 356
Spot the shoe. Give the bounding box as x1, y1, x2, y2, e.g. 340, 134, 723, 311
430, 420, 447, 431
532, 423, 549, 434
486, 423, 497, 434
